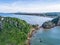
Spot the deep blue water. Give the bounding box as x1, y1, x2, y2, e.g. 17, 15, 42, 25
0, 13, 60, 45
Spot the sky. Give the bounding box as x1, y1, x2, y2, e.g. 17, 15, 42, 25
0, 0, 60, 13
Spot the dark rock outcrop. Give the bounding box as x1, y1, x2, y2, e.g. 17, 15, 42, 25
52, 17, 60, 26
42, 21, 55, 29
42, 17, 60, 29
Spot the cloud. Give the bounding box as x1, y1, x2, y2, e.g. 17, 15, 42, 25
0, 1, 60, 13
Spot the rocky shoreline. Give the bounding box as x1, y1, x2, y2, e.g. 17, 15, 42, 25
26, 25, 40, 45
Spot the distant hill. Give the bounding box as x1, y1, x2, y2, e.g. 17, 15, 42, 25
0, 12, 60, 18
13, 12, 60, 17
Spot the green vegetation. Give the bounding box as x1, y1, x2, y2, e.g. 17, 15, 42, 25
32, 24, 39, 29
0, 16, 31, 45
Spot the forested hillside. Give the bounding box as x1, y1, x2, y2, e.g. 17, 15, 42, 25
0, 16, 31, 45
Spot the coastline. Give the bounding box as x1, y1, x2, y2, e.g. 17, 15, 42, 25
26, 26, 40, 45
27, 28, 36, 45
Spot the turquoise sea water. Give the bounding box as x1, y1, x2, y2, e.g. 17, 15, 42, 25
30, 26, 60, 45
